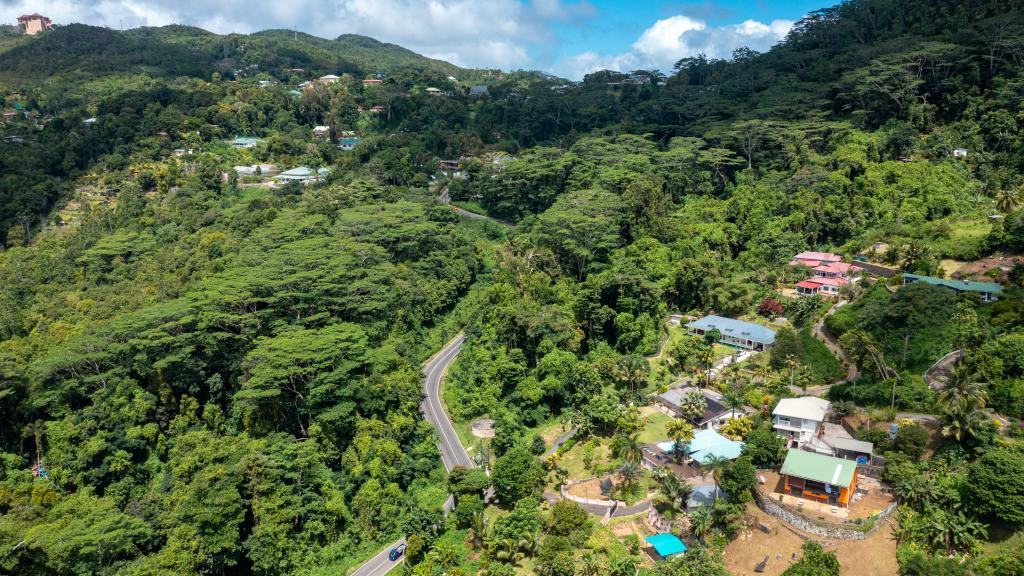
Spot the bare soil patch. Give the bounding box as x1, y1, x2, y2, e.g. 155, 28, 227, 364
724, 503, 898, 576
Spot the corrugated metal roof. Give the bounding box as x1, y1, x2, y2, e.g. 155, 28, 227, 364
686, 315, 776, 345
903, 273, 1002, 294
781, 449, 857, 487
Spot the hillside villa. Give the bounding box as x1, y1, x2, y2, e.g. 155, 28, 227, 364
18, 13, 52, 35
313, 126, 330, 139
795, 277, 847, 298
319, 75, 340, 85
685, 315, 776, 351
778, 449, 858, 509
772, 397, 830, 449
362, 78, 383, 86
902, 273, 1002, 302
655, 386, 746, 429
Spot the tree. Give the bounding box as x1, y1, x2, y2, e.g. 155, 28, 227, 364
654, 468, 694, 514
612, 433, 643, 467
665, 419, 695, 464
534, 189, 625, 280
618, 461, 644, 491
995, 186, 1023, 213
701, 454, 731, 501
491, 447, 544, 507
718, 457, 756, 503
757, 297, 783, 318
678, 390, 708, 422
969, 444, 1024, 524
892, 423, 928, 458
545, 501, 592, 544
689, 506, 713, 543
781, 542, 839, 576
741, 427, 786, 467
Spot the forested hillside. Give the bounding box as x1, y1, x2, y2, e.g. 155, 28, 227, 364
2, 0, 1024, 575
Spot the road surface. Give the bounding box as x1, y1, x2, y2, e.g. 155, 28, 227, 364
350, 333, 470, 576
438, 185, 512, 227
422, 333, 473, 471
350, 539, 405, 576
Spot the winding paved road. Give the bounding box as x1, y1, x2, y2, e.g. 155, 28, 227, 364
438, 185, 512, 227
422, 333, 473, 472
351, 333, 470, 576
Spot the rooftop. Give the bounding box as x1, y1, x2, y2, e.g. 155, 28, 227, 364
657, 387, 727, 424
780, 449, 857, 488
655, 429, 745, 464
773, 397, 830, 422
792, 251, 842, 263
686, 315, 776, 345
645, 533, 687, 558
903, 273, 1002, 294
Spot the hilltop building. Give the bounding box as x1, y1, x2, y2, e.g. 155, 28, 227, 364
18, 13, 52, 35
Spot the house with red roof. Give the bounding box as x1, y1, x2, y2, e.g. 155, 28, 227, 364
18, 13, 52, 35
795, 277, 848, 298
811, 261, 861, 280
789, 251, 842, 267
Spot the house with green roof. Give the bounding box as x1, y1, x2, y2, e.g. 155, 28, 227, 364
780, 449, 858, 508
902, 273, 1002, 302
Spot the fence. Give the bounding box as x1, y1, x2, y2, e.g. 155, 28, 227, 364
753, 485, 898, 541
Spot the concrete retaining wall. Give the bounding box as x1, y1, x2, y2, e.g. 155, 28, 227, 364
753, 487, 897, 541
560, 479, 621, 508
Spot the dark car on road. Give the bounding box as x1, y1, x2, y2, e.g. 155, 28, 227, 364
388, 543, 406, 561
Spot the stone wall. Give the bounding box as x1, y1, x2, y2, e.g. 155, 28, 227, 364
753, 487, 897, 541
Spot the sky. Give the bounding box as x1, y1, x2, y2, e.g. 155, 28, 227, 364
1, 0, 830, 78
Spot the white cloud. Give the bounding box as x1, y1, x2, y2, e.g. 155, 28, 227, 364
0, 0, 595, 69
557, 14, 794, 79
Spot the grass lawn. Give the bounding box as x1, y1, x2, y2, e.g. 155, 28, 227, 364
637, 408, 672, 444
556, 438, 615, 480
452, 199, 488, 216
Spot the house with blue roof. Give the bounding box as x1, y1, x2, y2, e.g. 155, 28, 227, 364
902, 273, 1002, 302
227, 136, 260, 149
655, 429, 745, 465
686, 315, 776, 351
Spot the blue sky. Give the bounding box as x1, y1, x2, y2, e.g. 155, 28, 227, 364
1, 0, 830, 78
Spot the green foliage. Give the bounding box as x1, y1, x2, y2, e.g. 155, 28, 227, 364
969, 444, 1024, 524
491, 448, 544, 507
781, 542, 840, 576
741, 427, 787, 468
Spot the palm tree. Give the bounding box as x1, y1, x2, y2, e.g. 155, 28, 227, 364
701, 454, 731, 500
613, 433, 643, 467
493, 539, 523, 564
665, 419, 695, 464
995, 187, 1023, 213
655, 470, 693, 513
618, 461, 644, 491
722, 385, 746, 419
942, 406, 990, 443
429, 540, 459, 570
938, 365, 987, 412
468, 510, 487, 550
689, 506, 713, 543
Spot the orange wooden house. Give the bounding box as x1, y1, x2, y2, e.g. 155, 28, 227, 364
779, 449, 858, 508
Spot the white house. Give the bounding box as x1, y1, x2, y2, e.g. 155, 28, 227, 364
319, 74, 340, 84
772, 397, 831, 448
953, 148, 968, 158
313, 126, 330, 139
